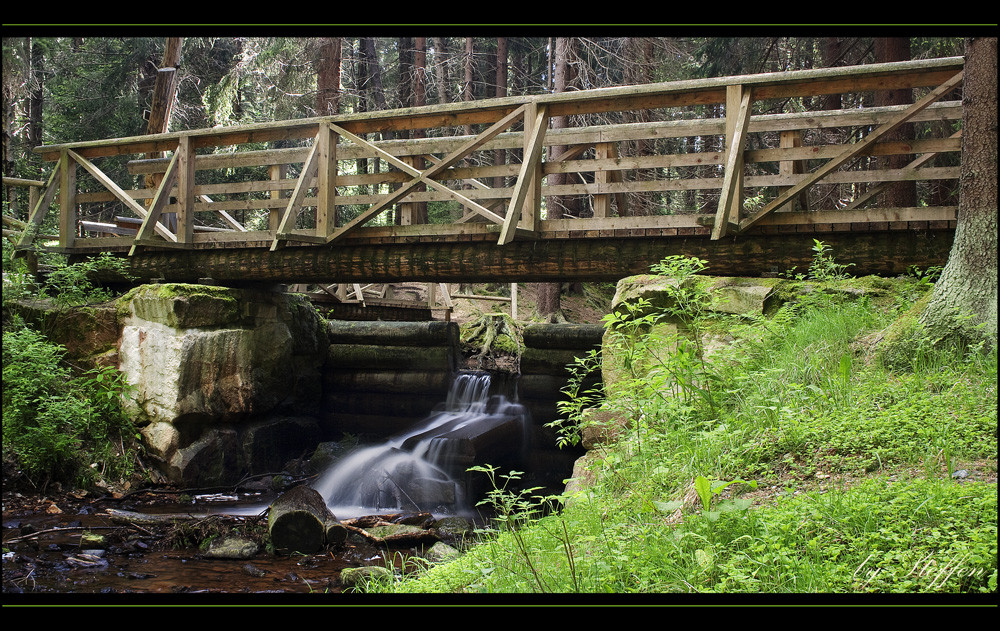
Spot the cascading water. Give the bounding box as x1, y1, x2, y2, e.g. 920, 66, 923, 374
312, 371, 529, 519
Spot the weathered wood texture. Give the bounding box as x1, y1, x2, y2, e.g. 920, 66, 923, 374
19, 57, 964, 280
109, 230, 954, 284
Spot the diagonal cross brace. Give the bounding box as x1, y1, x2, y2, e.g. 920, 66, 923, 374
498, 104, 549, 245
129, 146, 183, 255
270, 141, 320, 250
324, 105, 528, 245
14, 162, 61, 254
738, 69, 965, 234
68, 149, 178, 243
712, 86, 752, 240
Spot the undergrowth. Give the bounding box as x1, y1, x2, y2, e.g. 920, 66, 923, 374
374, 250, 997, 596
2, 247, 141, 491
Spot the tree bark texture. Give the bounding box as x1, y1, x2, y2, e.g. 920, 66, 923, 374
118, 230, 955, 285
268, 484, 346, 554
919, 37, 997, 342
874, 37, 917, 209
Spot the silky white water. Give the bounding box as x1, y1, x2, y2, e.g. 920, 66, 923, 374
312, 371, 528, 519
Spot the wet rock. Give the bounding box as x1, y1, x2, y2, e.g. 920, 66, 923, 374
202, 536, 259, 559
340, 565, 393, 590
117, 284, 328, 486
80, 531, 106, 548
432, 516, 473, 542
423, 541, 461, 563
366, 523, 426, 540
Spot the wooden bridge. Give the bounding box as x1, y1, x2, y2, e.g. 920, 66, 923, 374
13, 56, 964, 288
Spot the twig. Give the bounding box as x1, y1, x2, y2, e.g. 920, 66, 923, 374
3, 525, 120, 545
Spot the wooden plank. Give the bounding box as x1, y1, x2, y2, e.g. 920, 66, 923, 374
777, 130, 808, 212
738, 69, 964, 233
58, 152, 76, 250
315, 122, 338, 237
129, 147, 182, 255
175, 135, 195, 244
498, 104, 548, 245
270, 140, 320, 250
712, 85, 751, 239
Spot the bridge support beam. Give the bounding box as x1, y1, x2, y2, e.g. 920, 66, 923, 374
111, 229, 955, 286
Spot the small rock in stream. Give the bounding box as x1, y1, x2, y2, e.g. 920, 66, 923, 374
202, 536, 259, 559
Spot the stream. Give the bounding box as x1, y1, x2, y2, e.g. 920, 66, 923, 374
3, 371, 525, 600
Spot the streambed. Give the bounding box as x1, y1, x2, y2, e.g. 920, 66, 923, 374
2, 487, 465, 598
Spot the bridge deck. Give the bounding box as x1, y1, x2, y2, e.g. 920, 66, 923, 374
14, 56, 964, 283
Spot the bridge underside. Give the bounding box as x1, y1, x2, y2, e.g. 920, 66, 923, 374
105, 228, 954, 286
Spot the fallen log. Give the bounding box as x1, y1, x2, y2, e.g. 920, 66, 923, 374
104, 508, 197, 526
267, 485, 346, 554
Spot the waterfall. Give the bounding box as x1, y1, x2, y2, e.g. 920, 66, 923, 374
312, 371, 528, 519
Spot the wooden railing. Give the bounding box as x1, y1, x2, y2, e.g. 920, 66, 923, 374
16, 56, 964, 261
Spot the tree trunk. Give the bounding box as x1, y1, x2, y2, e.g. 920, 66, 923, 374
918, 36, 997, 344
431, 37, 451, 106
28, 38, 44, 149
316, 37, 342, 116
494, 37, 508, 189
536, 37, 571, 318
411, 37, 428, 224
268, 485, 346, 554
874, 37, 916, 209
463, 37, 474, 136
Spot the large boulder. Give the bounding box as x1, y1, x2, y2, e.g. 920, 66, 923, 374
118, 284, 328, 485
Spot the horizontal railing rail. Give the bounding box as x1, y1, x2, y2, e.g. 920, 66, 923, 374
15, 56, 963, 260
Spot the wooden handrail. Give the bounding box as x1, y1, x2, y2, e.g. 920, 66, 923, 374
14, 56, 963, 262
33, 57, 964, 161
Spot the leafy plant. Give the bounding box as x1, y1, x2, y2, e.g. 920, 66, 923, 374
808, 239, 854, 281
693, 474, 758, 521
41, 252, 135, 307
2, 326, 139, 488
550, 349, 604, 448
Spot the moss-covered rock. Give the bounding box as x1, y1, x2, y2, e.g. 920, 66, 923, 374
116, 284, 329, 486
874, 288, 936, 370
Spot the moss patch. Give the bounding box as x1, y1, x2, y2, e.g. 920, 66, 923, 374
124, 283, 241, 329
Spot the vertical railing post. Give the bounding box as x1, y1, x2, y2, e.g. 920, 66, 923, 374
724, 84, 747, 223
712, 84, 752, 240
398, 155, 422, 225
58, 150, 76, 250
269, 163, 287, 234
316, 122, 338, 237
519, 102, 544, 233
175, 135, 195, 244
779, 130, 808, 212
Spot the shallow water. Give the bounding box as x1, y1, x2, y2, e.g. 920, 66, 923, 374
2, 493, 414, 599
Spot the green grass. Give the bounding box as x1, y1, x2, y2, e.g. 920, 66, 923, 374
374, 273, 998, 596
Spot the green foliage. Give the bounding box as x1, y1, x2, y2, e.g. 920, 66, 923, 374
807, 239, 855, 281
550, 349, 603, 448
2, 326, 140, 488
3, 249, 140, 489
41, 253, 135, 308
386, 269, 995, 595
